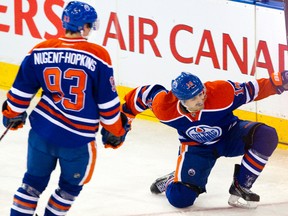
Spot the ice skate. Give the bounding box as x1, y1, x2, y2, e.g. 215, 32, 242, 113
228, 164, 260, 209
150, 171, 175, 194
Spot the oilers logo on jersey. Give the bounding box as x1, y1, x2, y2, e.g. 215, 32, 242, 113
186, 125, 222, 144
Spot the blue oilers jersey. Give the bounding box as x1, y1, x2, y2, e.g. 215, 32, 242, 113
123, 79, 278, 146
6, 37, 126, 147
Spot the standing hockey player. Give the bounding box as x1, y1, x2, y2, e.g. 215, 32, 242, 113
2, 1, 129, 215
122, 71, 288, 209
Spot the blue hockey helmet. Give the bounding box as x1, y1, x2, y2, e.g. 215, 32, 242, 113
62, 1, 98, 32
171, 72, 204, 100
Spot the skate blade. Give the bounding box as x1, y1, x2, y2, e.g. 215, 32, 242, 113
228, 195, 258, 209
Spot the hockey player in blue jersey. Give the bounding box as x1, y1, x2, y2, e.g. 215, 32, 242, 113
2, 1, 129, 215
122, 71, 288, 209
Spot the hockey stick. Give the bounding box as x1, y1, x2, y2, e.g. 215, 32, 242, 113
0, 122, 14, 142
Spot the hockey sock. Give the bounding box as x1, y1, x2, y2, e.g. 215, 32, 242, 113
10, 184, 40, 216
238, 149, 268, 189
237, 124, 278, 189
44, 189, 75, 216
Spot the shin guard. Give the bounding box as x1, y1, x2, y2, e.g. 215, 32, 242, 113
10, 184, 40, 216
44, 189, 75, 216
239, 124, 278, 188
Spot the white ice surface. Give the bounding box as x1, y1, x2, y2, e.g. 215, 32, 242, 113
0, 89, 288, 216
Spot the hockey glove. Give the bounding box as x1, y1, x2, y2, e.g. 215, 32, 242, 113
2, 101, 27, 130
270, 70, 288, 94
101, 112, 131, 149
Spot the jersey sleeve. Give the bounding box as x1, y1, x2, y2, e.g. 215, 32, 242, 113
254, 78, 278, 100
96, 50, 126, 136
123, 84, 168, 116
6, 54, 41, 115
228, 77, 278, 109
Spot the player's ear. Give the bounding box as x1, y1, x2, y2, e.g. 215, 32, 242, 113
84, 23, 91, 29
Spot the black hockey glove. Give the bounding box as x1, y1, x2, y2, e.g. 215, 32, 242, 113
101, 112, 131, 149
270, 70, 288, 94
2, 100, 27, 130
